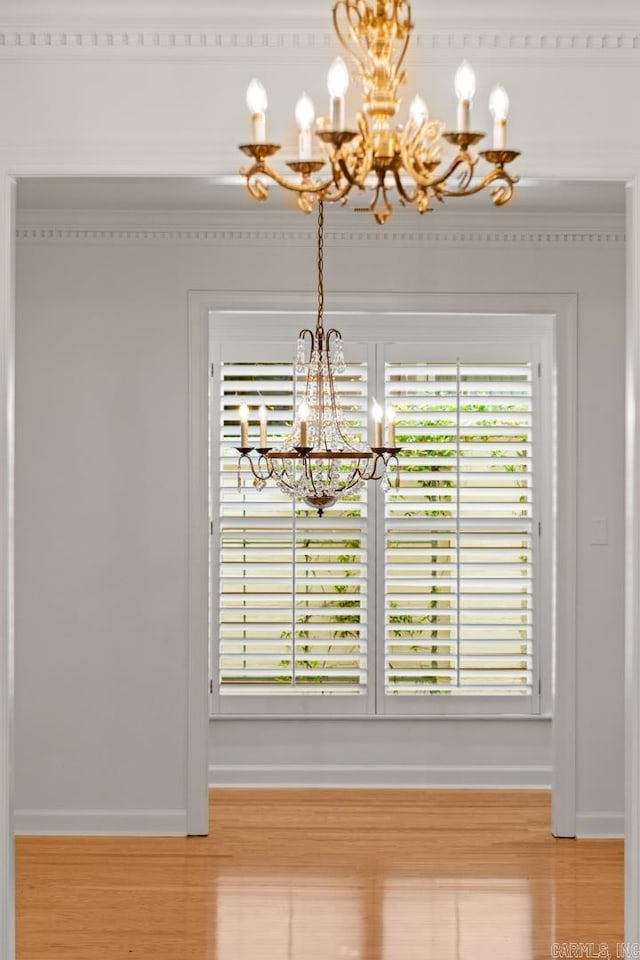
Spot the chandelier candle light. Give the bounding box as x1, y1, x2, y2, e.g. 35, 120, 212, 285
239, 0, 520, 224
235, 202, 401, 516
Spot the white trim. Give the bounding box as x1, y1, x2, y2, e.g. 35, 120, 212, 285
192, 289, 578, 318
186, 303, 210, 835
0, 175, 15, 960
576, 813, 625, 839
551, 297, 579, 838
14, 809, 187, 837
208, 763, 552, 789
626, 179, 640, 943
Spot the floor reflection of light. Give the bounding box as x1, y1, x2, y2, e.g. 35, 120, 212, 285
382, 878, 531, 960
216, 875, 363, 960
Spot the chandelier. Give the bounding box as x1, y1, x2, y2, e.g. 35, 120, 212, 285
239, 0, 520, 225
235, 201, 400, 515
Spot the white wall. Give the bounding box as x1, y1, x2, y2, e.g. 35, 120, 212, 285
13, 207, 625, 828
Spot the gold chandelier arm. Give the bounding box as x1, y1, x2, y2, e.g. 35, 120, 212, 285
392, 169, 418, 204
402, 148, 475, 192
369, 175, 394, 225
239, 164, 270, 202
400, 119, 427, 160
391, 171, 436, 215
451, 158, 476, 193
309, 169, 356, 205
333, 1, 413, 103
489, 175, 518, 207
329, 117, 372, 191
439, 164, 519, 201
389, 3, 413, 87
336, 155, 366, 191
240, 157, 342, 203
398, 123, 443, 185
332, 1, 369, 74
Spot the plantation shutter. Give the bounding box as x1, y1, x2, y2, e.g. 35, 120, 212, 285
383, 347, 536, 706
213, 341, 370, 710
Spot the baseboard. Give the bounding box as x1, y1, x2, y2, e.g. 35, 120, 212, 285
209, 763, 552, 789
14, 808, 188, 836
575, 812, 624, 839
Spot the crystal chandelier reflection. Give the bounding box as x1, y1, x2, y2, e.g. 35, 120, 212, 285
235, 201, 400, 515
239, 0, 520, 225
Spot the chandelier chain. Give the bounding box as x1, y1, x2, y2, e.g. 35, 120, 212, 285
317, 199, 324, 327
234, 164, 402, 513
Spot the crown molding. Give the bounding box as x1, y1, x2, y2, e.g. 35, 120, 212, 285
2, 18, 640, 61
0, 0, 634, 16
15, 209, 626, 248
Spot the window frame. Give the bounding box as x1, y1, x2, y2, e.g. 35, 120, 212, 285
209, 309, 554, 719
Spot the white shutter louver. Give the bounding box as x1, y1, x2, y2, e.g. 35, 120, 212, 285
384, 359, 534, 697
216, 353, 369, 697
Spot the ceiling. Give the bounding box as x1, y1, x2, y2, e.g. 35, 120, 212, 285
16, 177, 626, 217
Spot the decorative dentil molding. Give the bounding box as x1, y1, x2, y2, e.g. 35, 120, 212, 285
15, 226, 626, 247
15, 210, 626, 248
2, 21, 640, 60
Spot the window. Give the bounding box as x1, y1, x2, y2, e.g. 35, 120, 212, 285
210, 313, 550, 717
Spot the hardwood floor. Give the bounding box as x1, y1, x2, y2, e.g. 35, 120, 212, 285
16, 789, 622, 960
